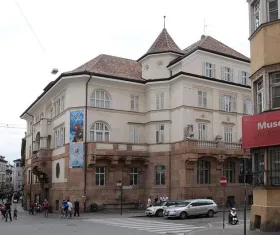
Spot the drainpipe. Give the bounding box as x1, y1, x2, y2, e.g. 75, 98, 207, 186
84, 74, 92, 212
26, 112, 34, 202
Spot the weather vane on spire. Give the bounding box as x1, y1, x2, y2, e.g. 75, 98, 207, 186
164, 16, 166, 29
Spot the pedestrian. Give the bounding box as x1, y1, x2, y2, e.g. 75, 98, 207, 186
147, 196, 152, 207
67, 200, 73, 218
4, 199, 12, 222
29, 200, 35, 215
154, 195, 159, 204
74, 199, 80, 217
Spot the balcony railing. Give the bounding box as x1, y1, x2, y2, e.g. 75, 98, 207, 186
198, 141, 218, 148
225, 142, 242, 149
252, 170, 280, 187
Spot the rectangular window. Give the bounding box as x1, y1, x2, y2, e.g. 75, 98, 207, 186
240, 71, 250, 85
224, 161, 235, 183
54, 126, 65, 148
17, 172, 21, 176
156, 92, 164, 110
35, 115, 39, 123
224, 126, 233, 142
60, 96, 65, 112
204, 62, 215, 78
254, 1, 260, 29
130, 168, 139, 186
270, 72, 280, 109
156, 124, 165, 143
220, 95, 236, 112
131, 95, 139, 111
243, 99, 252, 114
198, 123, 207, 140
257, 80, 264, 113
156, 165, 165, 185
198, 91, 207, 108
40, 112, 44, 119
267, 0, 278, 22
129, 126, 140, 143
222, 67, 233, 82
53, 96, 64, 117
95, 167, 105, 186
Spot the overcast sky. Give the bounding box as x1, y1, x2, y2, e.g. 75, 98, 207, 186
0, 0, 250, 163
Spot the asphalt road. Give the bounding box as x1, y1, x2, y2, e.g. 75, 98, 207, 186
0, 206, 251, 235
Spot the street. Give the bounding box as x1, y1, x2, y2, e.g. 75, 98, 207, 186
0, 206, 251, 235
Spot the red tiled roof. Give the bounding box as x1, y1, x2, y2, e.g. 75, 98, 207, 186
169, 35, 250, 67
138, 28, 184, 61
67, 54, 144, 81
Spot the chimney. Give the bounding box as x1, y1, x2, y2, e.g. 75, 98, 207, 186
201, 35, 206, 40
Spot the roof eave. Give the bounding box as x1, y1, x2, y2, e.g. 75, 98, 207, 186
137, 50, 184, 62
167, 47, 250, 68
20, 71, 145, 118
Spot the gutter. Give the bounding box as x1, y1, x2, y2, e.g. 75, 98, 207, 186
84, 74, 92, 212
25, 112, 34, 201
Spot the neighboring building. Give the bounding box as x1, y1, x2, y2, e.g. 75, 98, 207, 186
13, 159, 23, 192
20, 27, 252, 211
243, 0, 280, 232
0, 155, 8, 195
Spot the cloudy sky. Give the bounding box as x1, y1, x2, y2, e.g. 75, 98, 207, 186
0, 0, 250, 163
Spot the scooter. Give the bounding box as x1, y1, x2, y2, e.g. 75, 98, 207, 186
228, 208, 239, 225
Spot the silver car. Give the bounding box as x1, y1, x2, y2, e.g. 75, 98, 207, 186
164, 199, 218, 219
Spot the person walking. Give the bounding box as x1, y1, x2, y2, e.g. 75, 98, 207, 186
67, 200, 73, 218
4, 199, 12, 222
74, 199, 80, 217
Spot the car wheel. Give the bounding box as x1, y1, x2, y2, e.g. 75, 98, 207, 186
180, 211, 188, 220
207, 210, 214, 218
156, 210, 163, 217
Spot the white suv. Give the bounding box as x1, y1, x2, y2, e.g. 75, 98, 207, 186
145, 200, 183, 217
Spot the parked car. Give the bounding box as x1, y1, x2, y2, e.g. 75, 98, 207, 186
164, 199, 218, 219
145, 200, 183, 217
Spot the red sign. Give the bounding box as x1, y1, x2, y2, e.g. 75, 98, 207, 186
220, 176, 227, 187
242, 110, 280, 149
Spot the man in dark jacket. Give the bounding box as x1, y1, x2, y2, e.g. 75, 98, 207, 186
4, 200, 12, 222
74, 199, 79, 217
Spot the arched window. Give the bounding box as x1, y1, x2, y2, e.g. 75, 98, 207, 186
197, 160, 211, 184
90, 90, 110, 108
90, 122, 110, 142
224, 161, 235, 183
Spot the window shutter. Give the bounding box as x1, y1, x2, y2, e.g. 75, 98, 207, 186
156, 124, 159, 142
221, 66, 225, 80
203, 92, 207, 108
202, 62, 206, 76
135, 127, 140, 143
238, 71, 242, 84
232, 96, 237, 112
248, 73, 251, 86
219, 95, 224, 111
156, 94, 160, 109
160, 92, 164, 109
198, 91, 202, 107
131, 95, 134, 110
243, 100, 247, 114
129, 126, 134, 143
160, 125, 165, 142
135, 96, 139, 111
230, 69, 234, 82
212, 64, 216, 78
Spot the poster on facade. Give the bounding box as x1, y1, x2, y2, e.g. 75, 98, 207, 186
69, 110, 84, 168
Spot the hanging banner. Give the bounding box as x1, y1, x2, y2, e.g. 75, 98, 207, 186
69, 110, 84, 168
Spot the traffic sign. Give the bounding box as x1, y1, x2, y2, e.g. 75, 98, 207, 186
220, 176, 227, 187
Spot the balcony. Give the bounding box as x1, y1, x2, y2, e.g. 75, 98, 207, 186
252, 170, 280, 188
173, 139, 249, 156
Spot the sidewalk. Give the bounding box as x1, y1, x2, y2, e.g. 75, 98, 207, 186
190, 227, 279, 235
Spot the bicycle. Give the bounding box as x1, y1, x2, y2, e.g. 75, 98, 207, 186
59, 207, 69, 219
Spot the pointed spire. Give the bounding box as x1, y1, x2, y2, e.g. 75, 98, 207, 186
138, 28, 184, 61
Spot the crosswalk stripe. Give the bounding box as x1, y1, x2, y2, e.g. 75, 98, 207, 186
85, 218, 206, 234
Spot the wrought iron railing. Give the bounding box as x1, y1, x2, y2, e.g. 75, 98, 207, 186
252, 170, 280, 187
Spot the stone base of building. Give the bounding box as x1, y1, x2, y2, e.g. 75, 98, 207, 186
250, 189, 280, 232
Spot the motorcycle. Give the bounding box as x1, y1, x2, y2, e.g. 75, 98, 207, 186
228, 208, 239, 225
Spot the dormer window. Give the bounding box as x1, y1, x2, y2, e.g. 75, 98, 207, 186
204, 62, 216, 78
254, 1, 260, 29
267, 0, 278, 22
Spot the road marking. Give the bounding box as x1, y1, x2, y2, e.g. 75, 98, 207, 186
85, 218, 206, 234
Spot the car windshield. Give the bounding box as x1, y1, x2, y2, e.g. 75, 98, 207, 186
175, 201, 192, 207
153, 201, 166, 207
